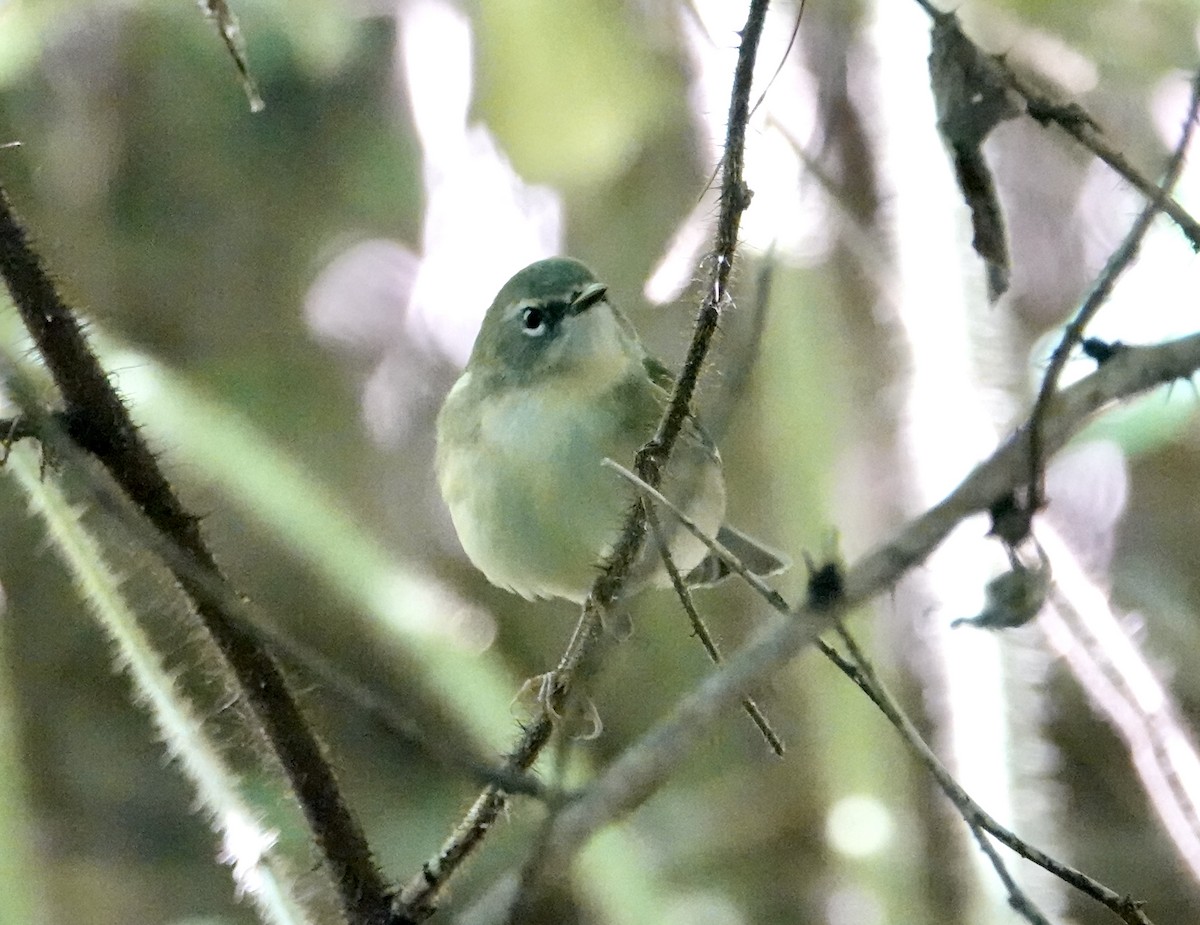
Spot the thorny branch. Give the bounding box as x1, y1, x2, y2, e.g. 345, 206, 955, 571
6, 4, 1193, 923
0, 404, 548, 801
0, 186, 402, 925
397, 0, 774, 916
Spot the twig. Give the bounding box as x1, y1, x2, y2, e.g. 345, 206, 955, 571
1027, 65, 1200, 511
609, 458, 1137, 923
200, 0, 265, 112
646, 504, 784, 756
0, 185, 400, 925
829, 624, 1056, 925
518, 330, 1200, 912
908, 4, 1200, 250
396, 1, 773, 916
1007, 64, 1200, 252
604, 459, 790, 612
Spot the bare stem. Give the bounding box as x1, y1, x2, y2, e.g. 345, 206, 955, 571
645, 504, 784, 756
909, 4, 1200, 249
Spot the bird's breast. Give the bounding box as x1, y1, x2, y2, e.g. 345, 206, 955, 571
436, 366, 725, 601
437, 371, 648, 600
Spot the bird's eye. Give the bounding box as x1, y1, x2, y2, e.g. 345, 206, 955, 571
521, 306, 548, 337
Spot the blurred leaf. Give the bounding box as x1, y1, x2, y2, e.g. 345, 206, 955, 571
0, 4, 42, 88
475, 0, 678, 187
1077, 381, 1198, 455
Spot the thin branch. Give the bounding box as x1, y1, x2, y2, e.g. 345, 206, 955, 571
1010, 69, 1200, 251
200, 0, 265, 112
610, 459, 1135, 924
829, 624, 1055, 925
746, 0, 806, 123
0, 185, 400, 925
1027, 65, 1200, 510
972, 822, 1055, 925
0, 403, 546, 803
520, 330, 1200, 913
646, 505, 784, 756
6, 438, 311, 925
397, 0, 773, 915
604, 459, 790, 613
910, 4, 1200, 251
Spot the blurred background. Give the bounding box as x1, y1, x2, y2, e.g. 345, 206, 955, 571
1, 0, 1200, 923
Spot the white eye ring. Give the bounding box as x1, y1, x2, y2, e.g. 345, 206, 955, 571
521, 306, 548, 337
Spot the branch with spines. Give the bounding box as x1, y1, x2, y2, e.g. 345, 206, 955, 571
397, 0, 773, 916
0, 183, 401, 924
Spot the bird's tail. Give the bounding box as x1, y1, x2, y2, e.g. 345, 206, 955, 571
685, 525, 790, 588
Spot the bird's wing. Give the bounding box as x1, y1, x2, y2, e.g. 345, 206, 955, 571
640, 355, 721, 460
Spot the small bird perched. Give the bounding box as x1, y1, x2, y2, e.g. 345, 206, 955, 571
435, 257, 785, 603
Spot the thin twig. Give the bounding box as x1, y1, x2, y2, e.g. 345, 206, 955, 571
908, 4, 1200, 250
397, 1, 773, 916
1007, 65, 1200, 252
611, 458, 1141, 924
1027, 65, 1200, 510
200, 0, 265, 112
830, 624, 1055, 925
0, 185, 400, 925
746, 0, 806, 123
520, 331, 1200, 917
646, 505, 784, 756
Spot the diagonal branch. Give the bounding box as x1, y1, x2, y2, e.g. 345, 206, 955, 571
645, 504, 783, 755
1027, 65, 1200, 511
0, 185, 400, 925
524, 329, 1200, 909
910, 2, 1200, 251
609, 459, 1142, 925
827, 623, 1055, 925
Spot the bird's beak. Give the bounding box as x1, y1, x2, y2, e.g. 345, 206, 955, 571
569, 283, 608, 316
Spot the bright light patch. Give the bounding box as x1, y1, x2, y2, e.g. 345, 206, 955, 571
371, 570, 497, 652
662, 891, 746, 925
217, 808, 280, 899
1039, 523, 1200, 881
395, 0, 562, 368
867, 0, 1020, 848
646, 0, 827, 304
825, 794, 894, 858
825, 885, 884, 925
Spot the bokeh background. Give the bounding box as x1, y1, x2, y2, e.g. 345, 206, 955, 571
1, 0, 1200, 923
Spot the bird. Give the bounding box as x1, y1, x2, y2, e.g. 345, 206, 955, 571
435, 257, 786, 603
